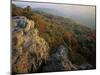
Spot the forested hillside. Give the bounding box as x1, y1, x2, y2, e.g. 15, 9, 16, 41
12, 4, 96, 74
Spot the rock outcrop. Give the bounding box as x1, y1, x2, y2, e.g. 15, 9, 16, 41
41, 45, 77, 72
12, 16, 49, 73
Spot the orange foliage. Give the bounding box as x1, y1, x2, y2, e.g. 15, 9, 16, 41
63, 32, 78, 51
38, 19, 46, 34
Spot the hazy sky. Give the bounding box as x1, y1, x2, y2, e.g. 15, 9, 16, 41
12, 1, 96, 29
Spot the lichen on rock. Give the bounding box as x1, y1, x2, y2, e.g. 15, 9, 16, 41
12, 16, 50, 73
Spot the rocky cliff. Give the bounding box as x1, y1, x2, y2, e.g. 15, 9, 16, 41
12, 16, 49, 73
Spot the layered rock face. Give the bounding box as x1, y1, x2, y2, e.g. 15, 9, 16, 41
12, 16, 49, 73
